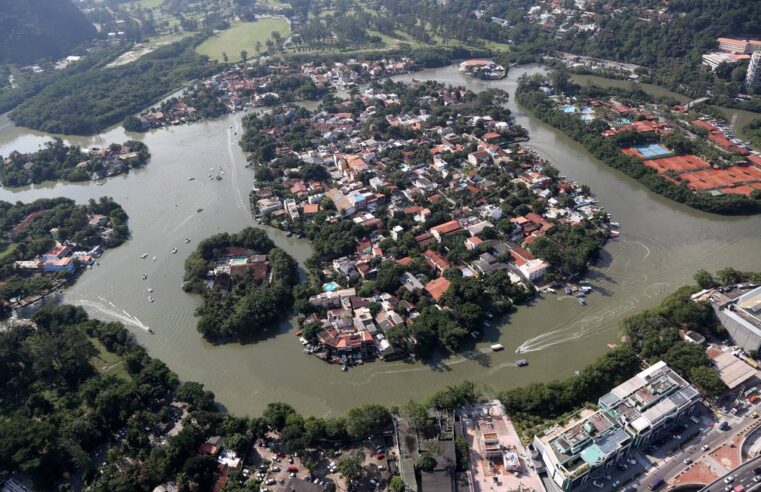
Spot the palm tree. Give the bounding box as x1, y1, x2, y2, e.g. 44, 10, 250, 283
240, 50, 248, 63
255, 40, 262, 55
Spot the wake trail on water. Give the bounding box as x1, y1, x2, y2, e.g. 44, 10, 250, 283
226, 116, 249, 219
76, 297, 153, 333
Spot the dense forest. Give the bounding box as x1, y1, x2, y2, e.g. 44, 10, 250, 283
0, 138, 150, 186
9, 38, 220, 135
516, 74, 761, 215
183, 228, 300, 342
0, 0, 97, 64
0, 197, 129, 307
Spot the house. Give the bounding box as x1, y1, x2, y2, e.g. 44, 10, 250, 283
423, 249, 450, 274
430, 220, 463, 242
465, 236, 483, 250
425, 277, 451, 302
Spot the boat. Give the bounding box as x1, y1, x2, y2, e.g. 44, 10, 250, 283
141, 253, 148, 259
580, 286, 593, 293
197, 208, 203, 213
515, 359, 529, 367
490, 344, 505, 352
171, 247, 178, 254
185, 238, 191, 244
610, 230, 620, 238
544, 287, 556, 294
470, 331, 479, 339
285, 231, 293, 237
216, 175, 222, 180
147, 288, 153, 293
152, 256, 157, 261
609, 221, 620, 227
564, 286, 573, 295
578, 297, 587, 305
188, 177, 195, 181
148, 296, 154, 303
142, 274, 147, 280
341, 364, 348, 372
147, 328, 155, 334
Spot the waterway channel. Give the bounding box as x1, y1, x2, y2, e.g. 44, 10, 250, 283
0, 65, 759, 416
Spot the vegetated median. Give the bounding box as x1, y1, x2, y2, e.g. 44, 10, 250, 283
516, 72, 761, 215
182, 227, 300, 343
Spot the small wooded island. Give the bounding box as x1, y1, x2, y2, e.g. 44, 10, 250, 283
183, 228, 300, 343
0, 138, 150, 187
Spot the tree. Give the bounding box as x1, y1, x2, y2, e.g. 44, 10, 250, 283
222, 51, 228, 63
255, 40, 262, 54
389, 476, 406, 492
337, 451, 364, 482
403, 400, 432, 431
694, 269, 717, 289
690, 366, 728, 398
263, 402, 296, 431
346, 404, 391, 439
416, 452, 437, 472
240, 50, 248, 63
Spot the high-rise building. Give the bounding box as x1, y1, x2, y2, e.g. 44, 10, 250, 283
747, 51, 761, 89
533, 362, 700, 491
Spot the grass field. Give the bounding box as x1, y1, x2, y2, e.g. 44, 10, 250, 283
128, 0, 164, 8
196, 18, 291, 62
0, 243, 16, 262
90, 339, 131, 381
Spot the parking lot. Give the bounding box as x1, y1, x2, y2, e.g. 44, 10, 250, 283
245, 434, 393, 491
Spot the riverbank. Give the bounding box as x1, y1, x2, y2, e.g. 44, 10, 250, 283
516, 74, 761, 215
0, 64, 758, 417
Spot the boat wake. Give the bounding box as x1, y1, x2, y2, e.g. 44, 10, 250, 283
226, 116, 249, 219
75, 296, 154, 333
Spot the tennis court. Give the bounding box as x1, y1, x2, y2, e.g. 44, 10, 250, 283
644, 154, 710, 174
634, 144, 671, 158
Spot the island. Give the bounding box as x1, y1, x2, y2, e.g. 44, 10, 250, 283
124, 58, 415, 131
517, 71, 761, 215
3, 267, 757, 491
0, 138, 150, 187
183, 227, 300, 343
0, 196, 130, 316
243, 76, 612, 366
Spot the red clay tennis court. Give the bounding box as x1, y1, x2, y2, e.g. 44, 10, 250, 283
680, 166, 761, 191
644, 154, 710, 174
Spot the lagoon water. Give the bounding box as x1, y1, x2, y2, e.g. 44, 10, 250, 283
0, 65, 759, 416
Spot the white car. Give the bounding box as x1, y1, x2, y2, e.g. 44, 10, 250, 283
724, 475, 734, 483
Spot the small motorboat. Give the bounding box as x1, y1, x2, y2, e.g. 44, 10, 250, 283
148, 296, 155, 303
470, 331, 479, 339
147, 328, 155, 334
216, 175, 222, 180
147, 287, 153, 293
578, 297, 587, 306
188, 177, 195, 181
141, 253, 148, 259
490, 344, 504, 352
197, 208, 203, 213
515, 359, 529, 367
610, 221, 620, 227
185, 238, 191, 244
171, 247, 178, 254
152, 256, 157, 261
341, 364, 348, 372
142, 274, 148, 280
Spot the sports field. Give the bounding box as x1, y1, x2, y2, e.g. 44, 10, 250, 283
196, 18, 291, 62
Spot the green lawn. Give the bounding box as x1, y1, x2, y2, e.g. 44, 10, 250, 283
90, 339, 131, 381
0, 243, 16, 262
196, 18, 291, 62
127, 0, 164, 8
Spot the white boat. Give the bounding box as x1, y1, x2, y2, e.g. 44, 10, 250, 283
141, 253, 148, 259
188, 177, 195, 181
470, 331, 479, 339
610, 221, 620, 227
578, 297, 587, 306
171, 248, 178, 254
490, 344, 505, 352
142, 274, 147, 280
152, 256, 157, 261
185, 238, 191, 244
148, 296, 154, 303
610, 230, 620, 238
147, 288, 153, 293
544, 287, 556, 294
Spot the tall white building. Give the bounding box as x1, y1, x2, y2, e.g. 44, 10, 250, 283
747, 51, 761, 89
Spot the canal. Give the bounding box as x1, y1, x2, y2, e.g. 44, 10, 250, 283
0, 65, 759, 417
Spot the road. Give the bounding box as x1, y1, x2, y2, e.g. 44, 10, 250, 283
700, 455, 761, 491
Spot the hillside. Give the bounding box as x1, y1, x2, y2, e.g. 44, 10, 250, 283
0, 0, 97, 64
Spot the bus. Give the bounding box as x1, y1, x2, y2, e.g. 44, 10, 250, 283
649, 477, 665, 490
